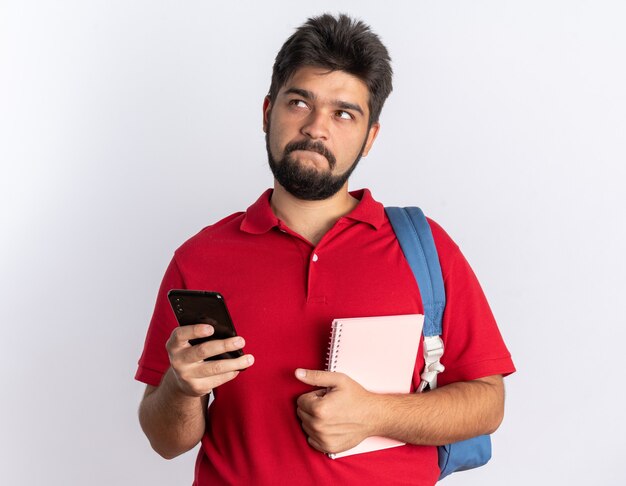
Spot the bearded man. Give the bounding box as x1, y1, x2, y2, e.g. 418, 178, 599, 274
136, 13, 515, 486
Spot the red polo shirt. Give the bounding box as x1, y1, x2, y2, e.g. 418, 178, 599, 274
136, 189, 515, 486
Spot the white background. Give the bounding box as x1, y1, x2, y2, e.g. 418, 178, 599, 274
1, 1, 625, 484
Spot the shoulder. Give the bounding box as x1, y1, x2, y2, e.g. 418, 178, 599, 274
426, 216, 460, 258
381, 202, 463, 270
174, 211, 245, 261
424, 215, 466, 279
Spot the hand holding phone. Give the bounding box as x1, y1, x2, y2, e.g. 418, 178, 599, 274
164, 290, 254, 397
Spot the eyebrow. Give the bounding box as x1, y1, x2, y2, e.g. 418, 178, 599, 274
284, 87, 365, 116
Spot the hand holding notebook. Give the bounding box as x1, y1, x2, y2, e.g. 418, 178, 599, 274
295, 314, 424, 459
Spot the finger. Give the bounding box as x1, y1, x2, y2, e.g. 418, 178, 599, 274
172, 353, 255, 396
179, 369, 241, 397
296, 390, 324, 413
191, 335, 246, 362
169, 324, 214, 348
296, 393, 314, 413
197, 353, 255, 378
298, 414, 316, 438
202, 369, 240, 390
296, 407, 323, 436
295, 368, 344, 388
297, 408, 320, 438
307, 436, 327, 453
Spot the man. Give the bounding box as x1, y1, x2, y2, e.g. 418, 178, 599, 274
136, 13, 515, 485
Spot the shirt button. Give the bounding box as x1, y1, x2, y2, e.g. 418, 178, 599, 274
312, 253, 319, 262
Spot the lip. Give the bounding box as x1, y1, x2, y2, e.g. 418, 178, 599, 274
290, 149, 328, 164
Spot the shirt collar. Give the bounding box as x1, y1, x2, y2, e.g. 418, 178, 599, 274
240, 188, 385, 235
239, 189, 279, 234
342, 188, 385, 230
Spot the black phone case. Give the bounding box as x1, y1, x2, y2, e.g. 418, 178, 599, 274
167, 290, 244, 361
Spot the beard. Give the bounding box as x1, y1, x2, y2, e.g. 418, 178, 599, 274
265, 123, 367, 201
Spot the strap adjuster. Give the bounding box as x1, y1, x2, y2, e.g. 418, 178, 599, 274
418, 335, 445, 392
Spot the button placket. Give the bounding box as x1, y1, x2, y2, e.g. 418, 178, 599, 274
306, 249, 325, 303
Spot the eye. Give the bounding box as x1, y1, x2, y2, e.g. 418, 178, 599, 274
289, 99, 308, 109
335, 110, 354, 120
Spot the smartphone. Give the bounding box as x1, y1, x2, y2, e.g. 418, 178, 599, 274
167, 290, 243, 361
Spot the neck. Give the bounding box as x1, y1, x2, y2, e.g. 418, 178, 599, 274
270, 182, 359, 245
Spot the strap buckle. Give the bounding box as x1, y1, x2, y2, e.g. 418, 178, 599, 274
418, 335, 445, 392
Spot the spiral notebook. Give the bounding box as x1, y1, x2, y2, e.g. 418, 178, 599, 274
326, 313, 424, 459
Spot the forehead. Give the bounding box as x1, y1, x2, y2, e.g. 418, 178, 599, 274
279, 66, 370, 108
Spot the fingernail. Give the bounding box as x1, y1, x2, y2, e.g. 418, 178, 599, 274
234, 337, 245, 347
247, 355, 255, 365
295, 368, 306, 378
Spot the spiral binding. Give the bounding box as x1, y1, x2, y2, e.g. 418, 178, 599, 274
325, 321, 343, 372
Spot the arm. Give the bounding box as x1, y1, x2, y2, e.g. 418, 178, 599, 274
295, 369, 504, 454
138, 324, 254, 459
139, 372, 208, 460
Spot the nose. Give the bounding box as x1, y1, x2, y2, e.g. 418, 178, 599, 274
301, 110, 329, 141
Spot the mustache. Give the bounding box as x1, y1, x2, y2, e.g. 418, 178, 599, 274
284, 140, 337, 170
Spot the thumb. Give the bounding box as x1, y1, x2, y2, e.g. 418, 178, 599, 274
295, 368, 343, 387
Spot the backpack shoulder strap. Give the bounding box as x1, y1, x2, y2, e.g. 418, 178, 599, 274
385, 206, 446, 391
387, 207, 493, 478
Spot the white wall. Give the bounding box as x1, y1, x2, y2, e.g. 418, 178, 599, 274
1, 1, 625, 484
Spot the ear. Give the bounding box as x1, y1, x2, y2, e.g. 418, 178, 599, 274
361, 122, 380, 157
262, 96, 272, 133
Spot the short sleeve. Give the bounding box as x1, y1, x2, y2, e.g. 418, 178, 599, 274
428, 220, 516, 387
135, 257, 186, 386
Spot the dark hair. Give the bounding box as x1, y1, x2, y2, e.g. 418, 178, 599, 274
269, 13, 393, 125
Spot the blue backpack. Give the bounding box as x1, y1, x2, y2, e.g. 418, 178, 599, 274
385, 206, 492, 480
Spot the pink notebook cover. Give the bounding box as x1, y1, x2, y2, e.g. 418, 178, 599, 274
326, 314, 424, 459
